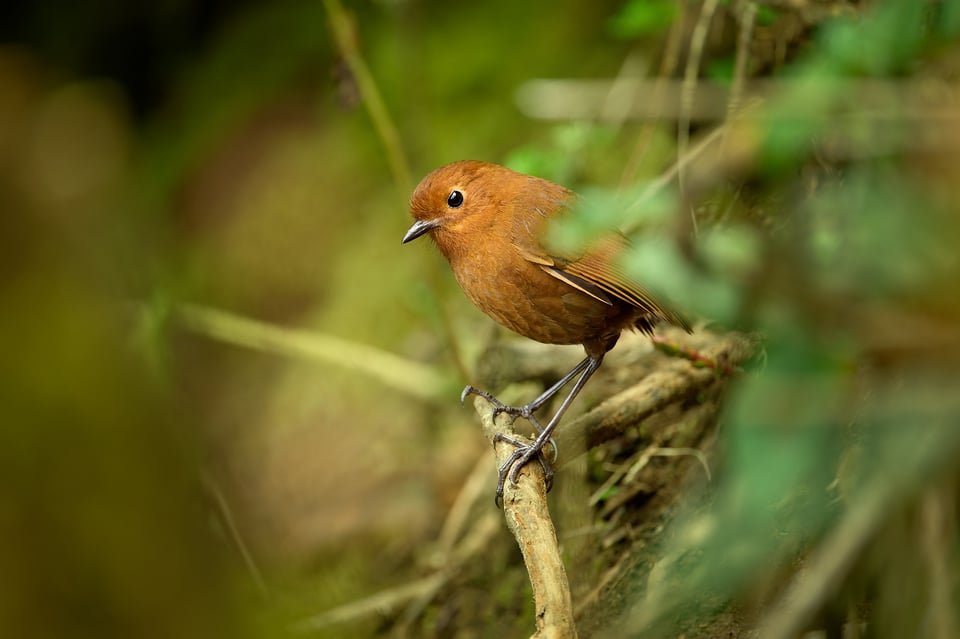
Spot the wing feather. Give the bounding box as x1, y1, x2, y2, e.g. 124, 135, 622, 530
522, 239, 691, 332
537, 265, 613, 305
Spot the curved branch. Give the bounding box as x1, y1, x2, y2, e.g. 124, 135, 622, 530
474, 401, 579, 639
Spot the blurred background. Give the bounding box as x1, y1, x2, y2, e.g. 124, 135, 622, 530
2, 0, 959, 637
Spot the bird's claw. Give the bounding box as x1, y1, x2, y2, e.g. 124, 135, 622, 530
463, 384, 560, 506
459, 384, 481, 405
463, 384, 553, 441
492, 434, 556, 507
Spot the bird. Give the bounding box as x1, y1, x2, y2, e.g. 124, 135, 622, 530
402, 160, 690, 503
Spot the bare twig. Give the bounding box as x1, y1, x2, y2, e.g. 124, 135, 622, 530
202, 474, 269, 598
594, 401, 719, 521
293, 573, 447, 633
474, 400, 579, 639
920, 486, 958, 639
729, 1, 757, 122
323, 0, 412, 193
516, 78, 960, 123
599, 51, 649, 131
620, 3, 687, 186
679, 0, 719, 236
621, 124, 727, 237
626, 447, 712, 484
432, 450, 499, 561
394, 510, 502, 634
587, 403, 715, 509
554, 331, 754, 462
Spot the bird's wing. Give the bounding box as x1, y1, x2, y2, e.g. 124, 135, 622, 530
519, 240, 691, 331
519, 249, 614, 306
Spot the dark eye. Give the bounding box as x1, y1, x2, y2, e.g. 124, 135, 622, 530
447, 190, 464, 208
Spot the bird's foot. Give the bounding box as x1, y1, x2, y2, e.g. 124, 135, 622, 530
462, 384, 558, 458
461, 384, 533, 420
491, 433, 555, 508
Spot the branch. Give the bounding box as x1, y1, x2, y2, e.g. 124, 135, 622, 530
555, 330, 754, 462
473, 400, 579, 639
469, 329, 755, 639
322, 0, 412, 193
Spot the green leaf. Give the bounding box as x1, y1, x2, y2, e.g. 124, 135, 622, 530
608, 0, 677, 39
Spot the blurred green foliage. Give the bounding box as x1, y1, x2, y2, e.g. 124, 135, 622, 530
608, 0, 677, 39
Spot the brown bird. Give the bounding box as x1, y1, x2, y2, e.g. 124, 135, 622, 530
403, 160, 690, 502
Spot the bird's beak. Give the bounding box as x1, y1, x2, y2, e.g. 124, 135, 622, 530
402, 219, 440, 244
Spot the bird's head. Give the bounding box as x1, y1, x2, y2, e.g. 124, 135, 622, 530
402, 160, 506, 248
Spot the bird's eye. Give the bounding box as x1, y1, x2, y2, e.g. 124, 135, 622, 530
447, 190, 464, 208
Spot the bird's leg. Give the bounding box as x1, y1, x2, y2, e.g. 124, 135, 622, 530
463, 356, 594, 473
461, 355, 594, 422
492, 355, 603, 504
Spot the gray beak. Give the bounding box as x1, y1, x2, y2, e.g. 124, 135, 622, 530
402, 219, 440, 244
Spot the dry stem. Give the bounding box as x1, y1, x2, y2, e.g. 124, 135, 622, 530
475, 400, 579, 639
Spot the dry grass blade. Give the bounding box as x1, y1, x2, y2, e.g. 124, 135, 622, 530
174, 304, 451, 401
292, 512, 501, 634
